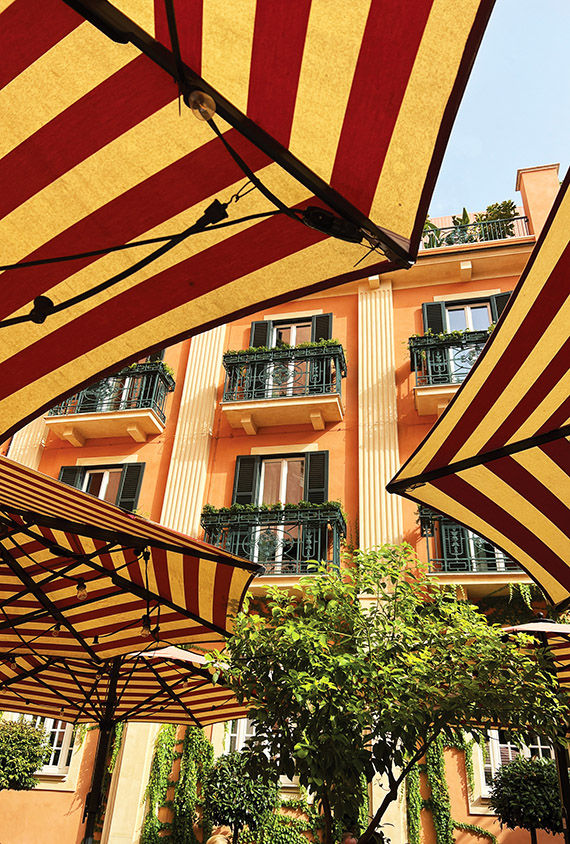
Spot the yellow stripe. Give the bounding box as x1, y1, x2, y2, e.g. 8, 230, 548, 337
370, 0, 481, 237
505, 377, 570, 446
0, 23, 137, 159
512, 445, 570, 496
113, 0, 156, 36
198, 560, 216, 625
415, 481, 568, 604
201, 0, 256, 113
398, 193, 570, 479
288, 0, 371, 185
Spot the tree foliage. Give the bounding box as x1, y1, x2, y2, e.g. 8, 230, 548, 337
0, 719, 50, 791
203, 751, 279, 842
210, 546, 569, 844
489, 756, 563, 840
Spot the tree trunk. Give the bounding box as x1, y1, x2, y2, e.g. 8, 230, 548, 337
321, 790, 333, 844
530, 828, 537, 844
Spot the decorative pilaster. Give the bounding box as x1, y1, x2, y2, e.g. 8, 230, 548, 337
160, 326, 226, 536
358, 278, 403, 548
7, 416, 48, 469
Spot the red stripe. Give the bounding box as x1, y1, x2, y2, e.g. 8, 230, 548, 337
540, 439, 570, 474
212, 563, 233, 630
485, 455, 569, 539
536, 396, 570, 438
426, 243, 570, 471
330, 0, 433, 214
151, 546, 172, 603
0, 210, 325, 402
0, 131, 271, 319
154, 0, 203, 73
247, 0, 311, 147
481, 336, 570, 453
433, 474, 570, 594
0, 0, 82, 91
0, 55, 176, 219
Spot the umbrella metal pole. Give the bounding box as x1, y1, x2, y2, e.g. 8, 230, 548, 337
82, 657, 121, 844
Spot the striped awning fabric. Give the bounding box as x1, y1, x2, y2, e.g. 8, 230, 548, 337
388, 172, 570, 606
0, 646, 247, 725
0, 455, 261, 660
0, 0, 494, 442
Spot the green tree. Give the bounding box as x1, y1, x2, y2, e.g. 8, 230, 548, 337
210, 546, 568, 844
0, 719, 50, 791
475, 199, 518, 239
489, 756, 563, 844
203, 751, 279, 843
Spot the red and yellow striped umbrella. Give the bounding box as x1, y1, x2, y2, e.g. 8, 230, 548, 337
0, 0, 494, 441
388, 172, 570, 606
0, 647, 246, 726
0, 455, 261, 660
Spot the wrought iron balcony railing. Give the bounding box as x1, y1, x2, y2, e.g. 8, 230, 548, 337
419, 507, 521, 574
420, 216, 529, 250
201, 504, 346, 575
409, 330, 489, 387
47, 362, 175, 423
222, 344, 347, 403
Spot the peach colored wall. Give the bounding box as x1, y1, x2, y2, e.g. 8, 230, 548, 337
392, 277, 519, 561
202, 293, 360, 545
0, 729, 97, 844
445, 748, 563, 844
36, 342, 190, 523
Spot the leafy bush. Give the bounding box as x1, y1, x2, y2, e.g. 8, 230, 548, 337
489, 756, 563, 842
203, 751, 279, 842
0, 719, 50, 791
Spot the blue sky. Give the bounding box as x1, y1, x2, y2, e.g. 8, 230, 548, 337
429, 0, 570, 217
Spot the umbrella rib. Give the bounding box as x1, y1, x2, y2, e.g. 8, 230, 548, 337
388, 423, 570, 493
140, 661, 203, 727
0, 657, 56, 689
63, 661, 105, 722
0, 546, 101, 662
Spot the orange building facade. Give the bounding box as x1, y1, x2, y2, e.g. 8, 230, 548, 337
0, 163, 563, 844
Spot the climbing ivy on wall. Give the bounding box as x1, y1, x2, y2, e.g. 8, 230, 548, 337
140, 725, 214, 844
406, 737, 497, 844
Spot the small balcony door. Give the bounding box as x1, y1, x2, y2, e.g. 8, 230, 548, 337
255, 457, 305, 570
268, 320, 312, 398
445, 303, 492, 382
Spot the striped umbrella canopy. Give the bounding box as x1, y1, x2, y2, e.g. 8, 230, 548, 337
503, 622, 570, 693
0, 0, 495, 442
388, 172, 570, 606
0, 454, 261, 660
0, 646, 246, 726
0, 646, 246, 844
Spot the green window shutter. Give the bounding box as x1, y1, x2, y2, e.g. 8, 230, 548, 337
422, 302, 446, 333
58, 466, 85, 489
490, 292, 512, 322
116, 463, 145, 511
311, 313, 333, 342
249, 321, 271, 348
232, 456, 261, 505
304, 451, 329, 504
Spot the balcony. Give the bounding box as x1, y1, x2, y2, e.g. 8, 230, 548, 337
419, 507, 521, 576
409, 330, 489, 415
220, 343, 347, 434
201, 503, 346, 576
419, 216, 529, 250
45, 362, 175, 446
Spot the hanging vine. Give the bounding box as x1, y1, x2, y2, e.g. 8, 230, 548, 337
406, 738, 497, 844
140, 725, 215, 844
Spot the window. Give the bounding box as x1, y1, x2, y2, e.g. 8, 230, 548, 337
422, 293, 512, 335
479, 730, 553, 795
249, 314, 332, 349
58, 463, 145, 512
233, 452, 328, 507
224, 717, 256, 754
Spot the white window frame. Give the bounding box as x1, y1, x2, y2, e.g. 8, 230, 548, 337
477, 730, 554, 798
466, 529, 509, 572
3, 713, 75, 777
267, 319, 312, 398
82, 466, 123, 504
224, 717, 256, 754
445, 302, 492, 332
